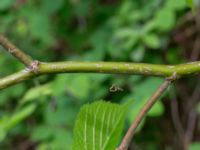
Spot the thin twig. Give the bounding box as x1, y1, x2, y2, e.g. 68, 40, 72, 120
116, 79, 172, 150
0, 34, 33, 67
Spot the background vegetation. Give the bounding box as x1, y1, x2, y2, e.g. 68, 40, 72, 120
0, 0, 200, 149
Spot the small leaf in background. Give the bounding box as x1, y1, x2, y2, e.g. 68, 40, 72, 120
142, 33, 160, 49
27, 11, 53, 44
148, 101, 164, 117
166, 0, 187, 11
0, 115, 8, 141
44, 101, 77, 126
154, 8, 175, 31
130, 46, 145, 62
0, 84, 26, 106
21, 83, 53, 104
72, 100, 128, 150
41, 0, 64, 14
5, 104, 36, 130
189, 142, 200, 150
71, 0, 91, 17
167, 47, 185, 64
31, 125, 53, 141
53, 74, 91, 100
119, 0, 132, 16
35, 129, 72, 150
114, 28, 136, 39
0, 0, 14, 10
0, 127, 6, 141
0, 104, 36, 142
186, 0, 194, 9
196, 103, 200, 114
186, 0, 197, 14
16, 19, 29, 37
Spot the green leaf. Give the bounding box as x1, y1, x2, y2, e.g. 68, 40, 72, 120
189, 142, 200, 150
5, 104, 36, 130
31, 125, 53, 141
186, 0, 194, 8
142, 34, 160, 49
0, 104, 36, 142
36, 129, 72, 150
72, 0, 91, 17
0, 0, 14, 10
53, 75, 91, 100
196, 102, 200, 114
21, 83, 53, 104
0, 127, 6, 141
41, 0, 64, 14
72, 100, 128, 150
26, 10, 53, 44
166, 0, 187, 11
130, 46, 145, 62
186, 0, 196, 12
154, 8, 175, 31
148, 101, 164, 117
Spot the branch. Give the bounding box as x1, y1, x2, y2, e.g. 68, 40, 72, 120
116, 79, 172, 150
0, 34, 33, 66
1, 61, 200, 90
0, 69, 35, 90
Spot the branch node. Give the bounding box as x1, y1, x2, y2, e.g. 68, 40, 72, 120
167, 72, 178, 81
26, 60, 40, 74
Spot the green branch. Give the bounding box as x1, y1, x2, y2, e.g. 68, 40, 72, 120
1, 61, 200, 90
1, 34, 200, 90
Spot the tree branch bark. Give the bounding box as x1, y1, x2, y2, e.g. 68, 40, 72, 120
0, 34, 33, 67
1, 61, 200, 90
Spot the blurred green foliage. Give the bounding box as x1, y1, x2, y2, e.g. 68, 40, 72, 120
0, 0, 195, 149
189, 142, 200, 150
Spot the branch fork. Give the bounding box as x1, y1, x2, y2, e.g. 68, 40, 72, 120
26, 60, 40, 73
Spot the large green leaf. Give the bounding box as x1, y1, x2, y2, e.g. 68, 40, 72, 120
72, 100, 128, 150
21, 83, 53, 104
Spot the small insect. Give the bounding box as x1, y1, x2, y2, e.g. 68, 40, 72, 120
109, 84, 124, 92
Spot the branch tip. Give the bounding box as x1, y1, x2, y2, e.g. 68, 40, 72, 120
26, 60, 40, 74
